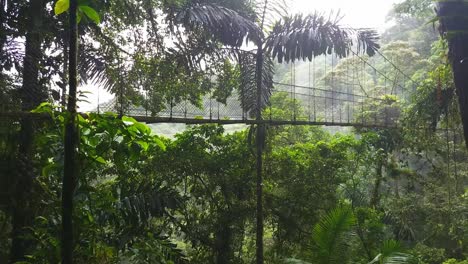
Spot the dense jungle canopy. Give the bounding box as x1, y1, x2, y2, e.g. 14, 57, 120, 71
0, 0, 467, 263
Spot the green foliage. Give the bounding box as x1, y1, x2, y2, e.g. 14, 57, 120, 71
368, 240, 413, 264
265, 14, 380, 63
311, 205, 356, 264
212, 59, 240, 104
14, 104, 185, 263
2, 0, 468, 263
152, 125, 255, 263
443, 259, 468, 264
54, 0, 101, 24
409, 244, 447, 264
54, 0, 69, 15
79, 6, 101, 24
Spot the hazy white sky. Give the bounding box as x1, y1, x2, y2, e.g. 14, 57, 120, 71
79, 0, 402, 111
291, 0, 401, 30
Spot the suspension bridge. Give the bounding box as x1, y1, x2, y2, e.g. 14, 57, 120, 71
93, 49, 414, 128
1, 49, 417, 128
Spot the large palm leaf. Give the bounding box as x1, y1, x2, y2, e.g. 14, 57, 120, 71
368, 240, 413, 264
312, 205, 356, 264
252, 0, 291, 29
174, 4, 261, 47
239, 51, 274, 116
265, 13, 380, 63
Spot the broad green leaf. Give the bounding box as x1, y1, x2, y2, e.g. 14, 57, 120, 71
136, 140, 149, 151
77, 11, 82, 23
134, 122, 151, 134
54, 0, 69, 15
79, 5, 100, 24
122, 116, 137, 124
42, 163, 57, 177
154, 137, 166, 151
31, 102, 53, 114
94, 156, 106, 164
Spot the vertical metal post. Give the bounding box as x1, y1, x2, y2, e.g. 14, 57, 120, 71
347, 57, 350, 123
361, 101, 365, 125
324, 54, 327, 121
118, 55, 124, 117
170, 98, 173, 120
290, 63, 293, 121
269, 98, 273, 121
145, 92, 148, 117
209, 91, 213, 120
331, 55, 334, 123
313, 57, 316, 122
97, 85, 100, 115
293, 62, 296, 121
308, 61, 311, 121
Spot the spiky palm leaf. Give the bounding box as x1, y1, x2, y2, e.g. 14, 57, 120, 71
252, 0, 291, 29
283, 258, 312, 264
78, 43, 117, 91
312, 205, 356, 264
265, 13, 380, 63
116, 186, 180, 227
239, 51, 274, 116
368, 240, 413, 264
99, 186, 186, 262
174, 4, 261, 47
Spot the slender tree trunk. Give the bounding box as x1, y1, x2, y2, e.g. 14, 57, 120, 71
370, 160, 384, 208
0, 0, 6, 57
255, 43, 264, 264
255, 1, 269, 262
214, 215, 234, 264
62, 0, 78, 262
61, 38, 69, 108
10, 0, 46, 261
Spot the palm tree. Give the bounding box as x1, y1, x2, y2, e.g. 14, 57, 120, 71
312, 205, 357, 264
435, 0, 468, 147
173, 1, 380, 263
67, 1, 379, 262
175, 2, 380, 263
286, 206, 412, 264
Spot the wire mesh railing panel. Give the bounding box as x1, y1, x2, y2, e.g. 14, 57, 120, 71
0, 47, 416, 129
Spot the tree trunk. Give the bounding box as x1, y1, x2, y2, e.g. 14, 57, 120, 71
61, 39, 69, 108
370, 160, 384, 208
450, 35, 468, 148
436, 0, 468, 147
62, 0, 79, 262
9, 0, 46, 261
255, 42, 264, 264
0, 0, 6, 58
214, 216, 234, 264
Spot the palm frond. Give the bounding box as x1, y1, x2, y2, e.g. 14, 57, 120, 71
112, 186, 180, 228
238, 51, 274, 116
283, 258, 312, 264
78, 43, 118, 91
368, 240, 413, 264
124, 233, 188, 264
97, 186, 186, 263
265, 13, 380, 63
312, 205, 356, 264
253, 0, 291, 29
174, 4, 261, 47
